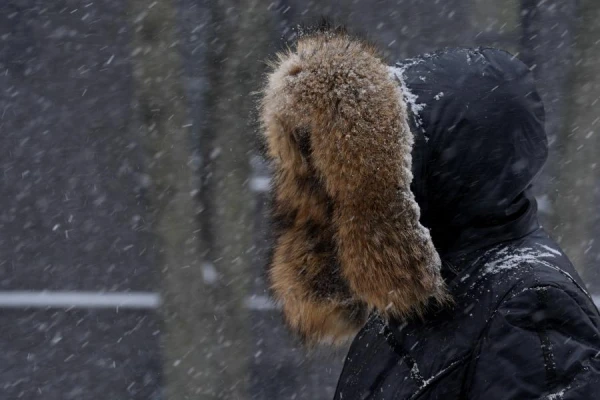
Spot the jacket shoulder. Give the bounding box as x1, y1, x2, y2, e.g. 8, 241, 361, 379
462, 234, 591, 304
459, 237, 600, 398
450, 234, 599, 343
465, 279, 600, 399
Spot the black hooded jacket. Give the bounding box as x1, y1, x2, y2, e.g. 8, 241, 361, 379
333, 48, 600, 399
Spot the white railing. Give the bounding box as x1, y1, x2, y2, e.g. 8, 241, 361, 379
0, 291, 279, 310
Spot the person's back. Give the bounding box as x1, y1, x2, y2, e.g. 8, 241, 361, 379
335, 230, 600, 399
260, 27, 600, 399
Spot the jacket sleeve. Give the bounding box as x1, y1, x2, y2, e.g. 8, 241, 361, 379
466, 285, 600, 399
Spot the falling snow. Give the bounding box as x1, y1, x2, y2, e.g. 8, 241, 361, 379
1, 1, 599, 399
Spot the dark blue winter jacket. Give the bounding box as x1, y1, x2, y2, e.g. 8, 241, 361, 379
334, 48, 600, 400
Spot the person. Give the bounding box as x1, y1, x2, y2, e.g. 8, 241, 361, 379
260, 26, 600, 399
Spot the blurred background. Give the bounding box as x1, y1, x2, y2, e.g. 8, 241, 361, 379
1, 0, 598, 399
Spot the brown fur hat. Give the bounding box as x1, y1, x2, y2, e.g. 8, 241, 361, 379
260, 28, 448, 345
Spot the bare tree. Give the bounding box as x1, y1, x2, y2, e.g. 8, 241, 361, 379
129, 0, 276, 398
519, 0, 578, 218
128, 0, 204, 398
552, 0, 600, 291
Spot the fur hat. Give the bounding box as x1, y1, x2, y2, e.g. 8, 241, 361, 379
259, 28, 448, 345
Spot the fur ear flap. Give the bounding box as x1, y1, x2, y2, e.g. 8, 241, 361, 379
260, 29, 448, 345
261, 123, 368, 345
268, 205, 368, 345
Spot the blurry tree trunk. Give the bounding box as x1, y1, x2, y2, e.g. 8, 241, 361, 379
129, 0, 275, 399
128, 1, 205, 399
519, 0, 578, 217
194, 0, 275, 399
552, 0, 600, 290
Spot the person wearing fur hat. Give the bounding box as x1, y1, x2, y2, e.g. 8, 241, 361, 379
260, 26, 600, 399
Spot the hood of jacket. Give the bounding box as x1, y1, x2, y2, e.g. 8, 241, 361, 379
390, 48, 548, 263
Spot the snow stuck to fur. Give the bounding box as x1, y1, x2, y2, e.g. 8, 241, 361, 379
388, 63, 426, 129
